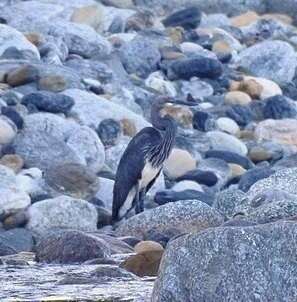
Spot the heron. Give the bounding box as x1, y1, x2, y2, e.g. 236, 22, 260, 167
112, 96, 198, 222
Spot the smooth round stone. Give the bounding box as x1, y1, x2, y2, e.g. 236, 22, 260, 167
255, 119, 297, 147
225, 91, 252, 106
216, 117, 240, 135
192, 111, 215, 132
176, 169, 218, 187
3, 211, 28, 229
134, 241, 164, 254
207, 131, 248, 156
172, 180, 203, 193
162, 6, 201, 30
231, 11, 260, 27
0, 117, 16, 145
244, 76, 282, 100
238, 167, 275, 192
22, 91, 74, 114
1, 107, 24, 129
168, 56, 223, 80
154, 189, 214, 206
226, 104, 253, 127
212, 40, 232, 56
229, 163, 246, 177
200, 13, 231, 28
38, 75, 67, 92
249, 146, 273, 163
236, 79, 263, 99
0, 154, 24, 173
263, 95, 297, 119
6, 65, 39, 87
97, 118, 122, 147
163, 148, 196, 179
205, 150, 254, 170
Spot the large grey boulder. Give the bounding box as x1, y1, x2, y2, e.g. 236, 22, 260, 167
247, 168, 297, 200
238, 40, 297, 85
116, 200, 224, 238
152, 221, 297, 302
26, 196, 98, 235
13, 113, 105, 172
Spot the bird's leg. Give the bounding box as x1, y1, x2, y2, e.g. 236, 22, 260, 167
134, 182, 141, 214
138, 189, 145, 213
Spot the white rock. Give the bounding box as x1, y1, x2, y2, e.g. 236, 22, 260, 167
145, 71, 177, 97
207, 131, 248, 156
65, 89, 150, 131
0, 117, 17, 145
16, 168, 43, 196
0, 187, 31, 216
96, 177, 114, 210
26, 195, 98, 235
172, 180, 203, 192
216, 117, 240, 135
0, 24, 40, 59
180, 42, 217, 59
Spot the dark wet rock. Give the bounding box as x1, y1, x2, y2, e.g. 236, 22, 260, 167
1, 107, 24, 129
192, 111, 215, 132
282, 82, 297, 100
152, 221, 297, 302
97, 118, 122, 147
120, 35, 161, 78
213, 188, 247, 218
96, 206, 112, 228
162, 6, 201, 30
238, 167, 275, 192
154, 189, 214, 206
263, 95, 297, 119
44, 162, 100, 200
22, 92, 74, 114
0, 228, 33, 254
167, 56, 223, 80
6, 65, 39, 87
116, 200, 224, 239
226, 104, 253, 126
58, 265, 137, 285
175, 169, 218, 186
121, 250, 163, 277
120, 236, 141, 248
205, 150, 254, 170
36, 230, 110, 264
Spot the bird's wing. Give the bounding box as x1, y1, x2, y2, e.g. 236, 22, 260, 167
112, 127, 161, 220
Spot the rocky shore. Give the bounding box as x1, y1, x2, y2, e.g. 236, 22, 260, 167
1, 0, 297, 301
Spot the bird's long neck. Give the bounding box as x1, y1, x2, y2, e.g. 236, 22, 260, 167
149, 108, 177, 167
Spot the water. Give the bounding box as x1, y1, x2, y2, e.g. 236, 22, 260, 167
0, 263, 154, 301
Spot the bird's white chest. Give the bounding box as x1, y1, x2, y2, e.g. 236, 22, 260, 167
139, 161, 161, 189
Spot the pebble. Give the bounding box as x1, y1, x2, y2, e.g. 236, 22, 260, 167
262, 95, 297, 119
0, 154, 24, 173
248, 146, 273, 163
207, 131, 248, 156
226, 104, 253, 126
22, 92, 74, 114
216, 117, 240, 135
0, 117, 16, 145
162, 6, 202, 30
163, 148, 196, 180
97, 118, 122, 147
192, 111, 215, 132
167, 56, 223, 80
6, 65, 39, 87
225, 91, 252, 106
134, 241, 164, 253
38, 75, 67, 92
